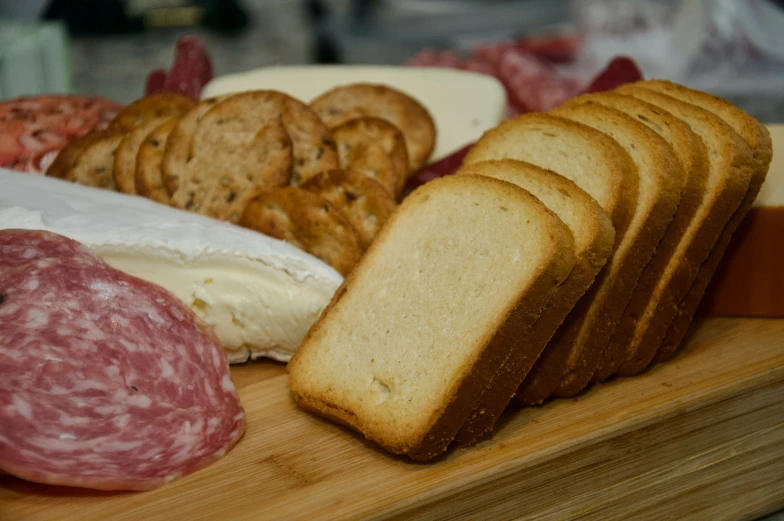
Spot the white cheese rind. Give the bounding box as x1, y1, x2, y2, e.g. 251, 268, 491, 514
201, 65, 508, 161
0, 169, 343, 363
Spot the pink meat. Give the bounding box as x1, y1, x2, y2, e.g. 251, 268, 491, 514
162, 36, 214, 100
0, 236, 245, 491
0, 229, 103, 275
0, 95, 123, 174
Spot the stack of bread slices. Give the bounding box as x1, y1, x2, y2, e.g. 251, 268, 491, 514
287, 80, 773, 461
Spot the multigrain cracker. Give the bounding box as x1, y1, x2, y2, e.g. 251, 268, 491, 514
108, 93, 194, 132
113, 117, 169, 194
63, 132, 125, 190
240, 187, 362, 276
301, 169, 397, 250
135, 118, 177, 204
310, 84, 435, 173
189, 90, 337, 186
169, 120, 293, 222
331, 117, 408, 197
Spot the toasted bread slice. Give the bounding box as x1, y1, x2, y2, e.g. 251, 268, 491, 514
114, 117, 169, 194
108, 93, 194, 132
453, 160, 614, 445
301, 169, 397, 250
331, 117, 409, 197
62, 132, 125, 190
170, 120, 293, 222
162, 96, 227, 195
310, 83, 436, 173
45, 130, 111, 180
563, 92, 710, 382
609, 84, 756, 375
464, 113, 639, 398
633, 81, 772, 366
548, 101, 684, 393
190, 90, 337, 186
287, 174, 575, 460
135, 118, 177, 204
240, 186, 362, 276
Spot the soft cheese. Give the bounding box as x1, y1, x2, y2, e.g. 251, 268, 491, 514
201, 65, 508, 161
0, 169, 343, 363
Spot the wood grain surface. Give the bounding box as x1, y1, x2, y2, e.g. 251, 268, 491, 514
1, 317, 782, 521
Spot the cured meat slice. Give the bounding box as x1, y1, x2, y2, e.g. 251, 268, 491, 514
0, 251, 245, 491
0, 95, 123, 173
0, 229, 102, 275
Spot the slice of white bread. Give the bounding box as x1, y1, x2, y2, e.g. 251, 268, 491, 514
462, 114, 638, 401
637, 81, 772, 366
287, 174, 576, 460
562, 92, 710, 382
452, 160, 615, 446
610, 83, 757, 375
548, 102, 684, 395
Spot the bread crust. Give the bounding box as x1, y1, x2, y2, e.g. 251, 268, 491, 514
541, 103, 682, 397
634, 81, 772, 365
452, 160, 614, 445
310, 83, 436, 173
463, 112, 639, 400
609, 84, 756, 375
560, 93, 710, 382
654, 160, 767, 363
288, 175, 575, 460
464, 113, 637, 243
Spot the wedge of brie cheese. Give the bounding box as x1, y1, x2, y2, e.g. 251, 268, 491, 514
0, 169, 343, 363
201, 65, 508, 161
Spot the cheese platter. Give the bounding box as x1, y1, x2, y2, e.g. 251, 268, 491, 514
0, 47, 782, 519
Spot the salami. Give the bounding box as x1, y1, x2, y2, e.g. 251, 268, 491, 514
144, 36, 214, 100
0, 232, 245, 491
0, 95, 122, 174
0, 229, 103, 275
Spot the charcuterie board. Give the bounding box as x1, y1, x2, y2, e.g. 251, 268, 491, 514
2, 316, 782, 520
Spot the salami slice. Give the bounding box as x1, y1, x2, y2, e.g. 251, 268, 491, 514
0, 241, 245, 491
0, 229, 103, 275
0, 95, 123, 173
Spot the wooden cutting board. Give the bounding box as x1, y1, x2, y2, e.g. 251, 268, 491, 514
1, 316, 783, 521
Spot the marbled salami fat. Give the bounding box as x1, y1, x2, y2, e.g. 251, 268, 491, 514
0, 253, 245, 491
0, 229, 103, 275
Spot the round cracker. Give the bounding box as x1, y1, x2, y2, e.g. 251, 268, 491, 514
190, 90, 338, 186
310, 83, 436, 173
113, 117, 169, 194
108, 93, 195, 132
161, 96, 226, 196
63, 132, 125, 190
240, 187, 361, 276
45, 130, 113, 180
169, 120, 293, 223
301, 169, 397, 250
135, 118, 177, 204
331, 117, 409, 197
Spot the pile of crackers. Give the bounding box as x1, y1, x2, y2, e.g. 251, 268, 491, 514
45, 86, 437, 275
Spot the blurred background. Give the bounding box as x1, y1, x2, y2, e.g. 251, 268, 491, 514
0, 0, 783, 120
